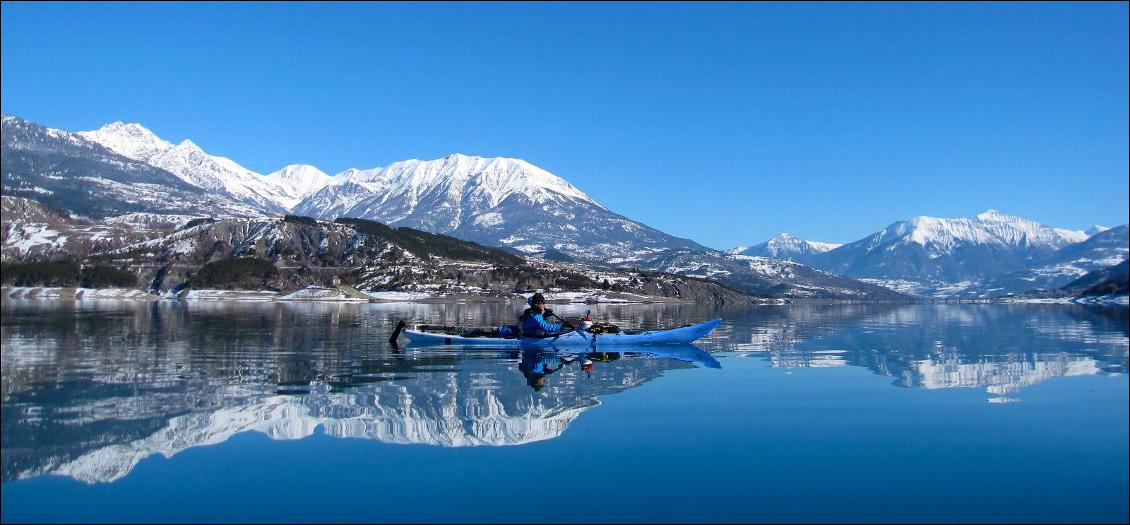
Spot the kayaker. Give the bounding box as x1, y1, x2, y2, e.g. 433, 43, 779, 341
519, 292, 568, 337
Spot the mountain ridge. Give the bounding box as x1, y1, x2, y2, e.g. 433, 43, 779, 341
731, 233, 841, 265
806, 209, 1096, 297
10, 113, 1120, 300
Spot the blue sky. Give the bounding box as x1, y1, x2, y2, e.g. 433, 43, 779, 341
2, 2, 1127, 249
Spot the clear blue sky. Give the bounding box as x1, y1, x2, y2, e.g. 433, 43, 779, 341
3, 2, 1127, 249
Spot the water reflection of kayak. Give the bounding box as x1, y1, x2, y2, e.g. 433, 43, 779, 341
620, 345, 721, 369
407, 345, 721, 370
397, 318, 723, 348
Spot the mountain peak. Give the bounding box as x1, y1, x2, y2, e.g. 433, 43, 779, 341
98, 121, 160, 139
78, 119, 292, 212
880, 211, 1089, 258
734, 232, 840, 260
976, 209, 1004, 220
975, 209, 1027, 222
79, 121, 171, 158
265, 164, 334, 202
1086, 225, 1110, 237
273, 163, 328, 175
340, 154, 601, 210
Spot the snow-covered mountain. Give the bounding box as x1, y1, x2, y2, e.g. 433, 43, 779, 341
810, 210, 1091, 297
285, 155, 905, 299
294, 153, 706, 265
263, 164, 334, 209
19, 114, 1117, 301
731, 233, 841, 265
971, 225, 1129, 297
79, 122, 293, 213
1, 115, 256, 217
0, 115, 914, 300
1, 196, 180, 261
1068, 260, 1128, 297
1086, 225, 1110, 236
648, 249, 908, 300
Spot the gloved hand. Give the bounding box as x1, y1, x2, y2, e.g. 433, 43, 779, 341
543, 308, 554, 318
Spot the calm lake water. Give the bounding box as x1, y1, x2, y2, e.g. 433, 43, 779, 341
1, 300, 1127, 523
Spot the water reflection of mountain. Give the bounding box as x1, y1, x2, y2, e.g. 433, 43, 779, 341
1, 301, 704, 484
4, 300, 1127, 484
712, 303, 1128, 395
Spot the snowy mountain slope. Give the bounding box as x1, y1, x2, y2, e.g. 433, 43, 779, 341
731, 233, 841, 265
1086, 225, 1110, 236
1, 115, 255, 218
809, 210, 1090, 296
334, 154, 600, 208
6, 113, 905, 300
644, 249, 908, 300
263, 164, 334, 208
79, 122, 293, 213
1062, 260, 1129, 295
289, 154, 904, 298
969, 225, 1129, 297
25, 114, 1105, 302
298, 153, 602, 223
294, 153, 706, 265
1, 196, 183, 262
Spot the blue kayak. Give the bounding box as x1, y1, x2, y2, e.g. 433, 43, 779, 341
398, 318, 723, 348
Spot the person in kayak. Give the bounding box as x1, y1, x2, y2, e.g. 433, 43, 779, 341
519, 292, 569, 337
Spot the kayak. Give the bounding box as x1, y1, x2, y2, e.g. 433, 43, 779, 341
396, 317, 723, 348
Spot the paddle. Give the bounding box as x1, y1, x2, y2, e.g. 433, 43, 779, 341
388, 319, 407, 348
542, 308, 576, 331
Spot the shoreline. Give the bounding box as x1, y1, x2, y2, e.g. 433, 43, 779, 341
5, 286, 1123, 307
0, 286, 743, 305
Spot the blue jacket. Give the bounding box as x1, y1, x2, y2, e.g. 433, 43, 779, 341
519, 308, 562, 336
520, 351, 566, 374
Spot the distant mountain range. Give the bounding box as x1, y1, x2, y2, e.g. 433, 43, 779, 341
729, 233, 841, 266
735, 213, 1127, 298
971, 225, 1128, 297
1, 114, 904, 300
3, 113, 1125, 300
1, 115, 241, 217
817, 210, 1083, 277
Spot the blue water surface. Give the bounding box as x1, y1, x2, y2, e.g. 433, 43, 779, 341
1, 301, 1126, 523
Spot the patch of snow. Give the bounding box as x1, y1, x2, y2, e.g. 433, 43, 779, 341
512, 244, 543, 254
473, 212, 504, 228
278, 286, 368, 302
364, 291, 433, 302
75, 288, 155, 300
182, 290, 279, 301
7, 223, 67, 254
